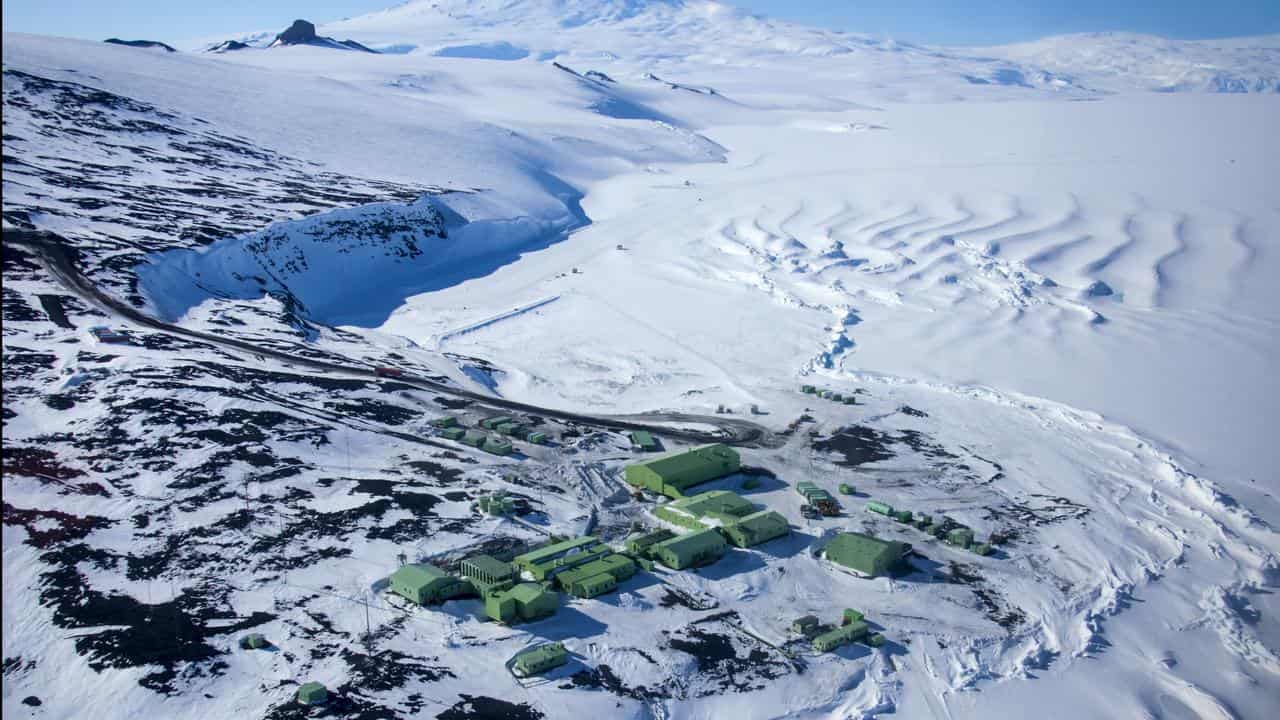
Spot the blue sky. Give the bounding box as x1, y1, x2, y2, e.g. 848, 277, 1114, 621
4, 0, 1279, 46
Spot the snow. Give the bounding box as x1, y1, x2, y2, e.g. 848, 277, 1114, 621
3, 2, 1280, 719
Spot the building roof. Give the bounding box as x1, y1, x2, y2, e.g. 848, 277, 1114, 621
724, 510, 790, 544
668, 490, 755, 520
814, 620, 869, 646
514, 642, 566, 668
628, 444, 739, 482
652, 527, 726, 554
824, 532, 910, 572
506, 582, 554, 604
461, 554, 513, 579
390, 563, 451, 589
514, 536, 601, 566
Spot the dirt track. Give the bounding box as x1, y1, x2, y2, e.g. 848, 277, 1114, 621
5, 228, 777, 448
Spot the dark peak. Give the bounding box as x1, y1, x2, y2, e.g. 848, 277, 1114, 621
104, 38, 177, 53
208, 40, 250, 53
276, 19, 319, 45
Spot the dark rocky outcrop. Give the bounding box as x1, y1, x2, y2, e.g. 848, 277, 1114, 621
271, 19, 378, 53
207, 40, 250, 53
104, 39, 177, 52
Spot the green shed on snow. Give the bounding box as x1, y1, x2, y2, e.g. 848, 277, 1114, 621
512, 642, 568, 678
430, 416, 458, 428
389, 563, 467, 605
651, 528, 727, 570
526, 431, 548, 444
813, 620, 869, 653
480, 416, 515, 429
440, 426, 466, 441
946, 527, 975, 549
483, 436, 514, 455
624, 444, 740, 498
239, 633, 269, 650
296, 681, 328, 705
823, 532, 911, 578
462, 430, 487, 447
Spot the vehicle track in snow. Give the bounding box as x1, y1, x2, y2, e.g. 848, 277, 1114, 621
6, 228, 777, 449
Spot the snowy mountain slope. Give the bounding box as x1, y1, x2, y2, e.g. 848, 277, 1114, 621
4, 2, 1280, 720
980, 32, 1280, 93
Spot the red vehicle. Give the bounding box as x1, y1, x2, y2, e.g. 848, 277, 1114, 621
374, 367, 405, 378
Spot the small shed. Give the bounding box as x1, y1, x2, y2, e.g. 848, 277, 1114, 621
813, 620, 869, 653
296, 681, 328, 706
480, 416, 515, 429
512, 643, 568, 677
650, 528, 727, 570
389, 563, 466, 605
483, 436, 514, 455
838, 483, 855, 495
430, 416, 458, 428
440, 426, 466, 441
239, 633, 269, 650
462, 431, 487, 447
946, 527, 975, 548
791, 615, 820, 637
527, 431, 548, 444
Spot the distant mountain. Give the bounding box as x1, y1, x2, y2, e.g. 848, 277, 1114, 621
103, 38, 177, 52
975, 32, 1280, 93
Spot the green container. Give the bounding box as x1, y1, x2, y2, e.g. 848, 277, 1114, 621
972, 543, 993, 556
893, 510, 913, 523
866, 501, 894, 516
838, 483, 855, 495
297, 682, 327, 706
865, 633, 886, 648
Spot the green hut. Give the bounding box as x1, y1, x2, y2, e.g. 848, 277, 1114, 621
650, 528, 727, 570
296, 681, 327, 705
512, 643, 568, 677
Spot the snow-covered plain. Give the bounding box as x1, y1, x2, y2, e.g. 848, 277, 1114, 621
3, 1, 1279, 719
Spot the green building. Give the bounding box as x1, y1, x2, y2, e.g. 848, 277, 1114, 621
480, 416, 515, 430
624, 444, 741, 498
801, 384, 817, 394
625, 528, 676, 557
462, 430, 487, 447
296, 681, 328, 706
629, 430, 659, 451
512, 536, 611, 581
239, 633, 269, 650
485, 582, 558, 624
791, 615, 820, 637
440, 426, 466, 441
512, 643, 568, 678
388, 563, 468, 605
813, 620, 869, 653
654, 490, 755, 529
527, 431, 548, 444
720, 510, 790, 548
650, 528, 728, 570
823, 532, 912, 578
460, 554, 515, 594
430, 416, 458, 428
946, 527, 975, 549
555, 554, 637, 598
483, 436, 514, 455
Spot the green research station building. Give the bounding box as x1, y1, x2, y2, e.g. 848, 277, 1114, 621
388, 563, 469, 605
823, 532, 912, 578
624, 444, 741, 498
650, 527, 728, 570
